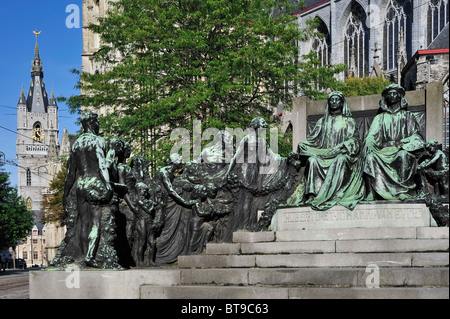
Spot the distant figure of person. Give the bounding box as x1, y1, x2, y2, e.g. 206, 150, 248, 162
0, 253, 7, 272
363, 84, 425, 200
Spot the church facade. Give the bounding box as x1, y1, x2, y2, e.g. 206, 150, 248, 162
294, 0, 448, 81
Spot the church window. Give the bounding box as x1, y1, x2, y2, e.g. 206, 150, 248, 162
444, 75, 449, 150
26, 197, 32, 210
344, 3, 369, 77
26, 169, 31, 186
428, 0, 449, 46
383, 0, 408, 72
311, 18, 331, 68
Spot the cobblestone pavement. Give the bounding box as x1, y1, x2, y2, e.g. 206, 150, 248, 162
0, 268, 41, 299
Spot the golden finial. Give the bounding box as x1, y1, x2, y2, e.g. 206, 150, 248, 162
33, 31, 41, 60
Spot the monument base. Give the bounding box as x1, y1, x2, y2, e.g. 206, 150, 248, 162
29, 268, 182, 299
269, 202, 438, 231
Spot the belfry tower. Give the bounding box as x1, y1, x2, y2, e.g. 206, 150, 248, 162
16, 31, 60, 214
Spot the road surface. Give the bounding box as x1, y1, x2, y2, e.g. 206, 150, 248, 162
0, 268, 41, 299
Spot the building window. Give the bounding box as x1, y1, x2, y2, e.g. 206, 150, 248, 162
33, 251, 38, 260
344, 3, 369, 77
23, 251, 28, 260
26, 168, 31, 186
311, 19, 331, 68
383, 0, 408, 72
428, 0, 449, 46
32, 239, 38, 245
26, 197, 32, 210
444, 75, 449, 150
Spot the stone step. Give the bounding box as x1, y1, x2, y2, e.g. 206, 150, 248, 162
207, 238, 449, 255
232, 227, 449, 243
178, 252, 449, 268
140, 285, 450, 299
179, 267, 449, 287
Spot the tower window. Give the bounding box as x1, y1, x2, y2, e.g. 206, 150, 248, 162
27, 197, 32, 210
26, 168, 31, 186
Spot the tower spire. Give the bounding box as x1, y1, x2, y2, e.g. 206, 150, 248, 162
31, 31, 43, 77
33, 31, 41, 59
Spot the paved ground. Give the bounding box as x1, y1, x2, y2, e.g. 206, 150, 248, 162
0, 268, 41, 299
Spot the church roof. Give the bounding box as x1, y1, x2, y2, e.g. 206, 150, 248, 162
427, 24, 449, 51
292, 0, 329, 15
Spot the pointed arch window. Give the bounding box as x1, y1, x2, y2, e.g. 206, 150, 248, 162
383, 0, 409, 72
428, 0, 449, 46
383, 0, 412, 72
444, 75, 449, 150
311, 19, 331, 68
26, 168, 31, 186
26, 197, 32, 210
344, 3, 369, 78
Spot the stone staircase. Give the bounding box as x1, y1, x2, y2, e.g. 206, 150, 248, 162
140, 227, 449, 299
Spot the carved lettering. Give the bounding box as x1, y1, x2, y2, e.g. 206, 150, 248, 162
281, 207, 424, 225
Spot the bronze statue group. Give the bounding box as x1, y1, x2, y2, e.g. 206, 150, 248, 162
50, 84, 449, 269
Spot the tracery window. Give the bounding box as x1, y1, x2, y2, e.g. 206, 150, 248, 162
444, 75, 449, 150
383, 0, 407, 71
344, 3, 369, 77
311, 19, 331, 68
428, 0, 449, 46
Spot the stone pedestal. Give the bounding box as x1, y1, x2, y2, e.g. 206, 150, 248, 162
269, 202, 438, 231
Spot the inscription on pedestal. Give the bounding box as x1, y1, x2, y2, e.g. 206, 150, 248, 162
270, 203, 437, 231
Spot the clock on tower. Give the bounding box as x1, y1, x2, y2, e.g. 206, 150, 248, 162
32, 127, 45, 142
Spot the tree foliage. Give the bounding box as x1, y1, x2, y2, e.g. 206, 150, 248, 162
0, 162, 34, 249
338, 75, 393, 99
65, 0, 347, 173
295, 51, 347, 100
40, 162, 67, 225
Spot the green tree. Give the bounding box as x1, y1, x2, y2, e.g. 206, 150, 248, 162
0, 162, 34, 250
296, 51, 347, 100
65, 0, 345, 173
339, 75, 393, 98
40, 162, 67, 225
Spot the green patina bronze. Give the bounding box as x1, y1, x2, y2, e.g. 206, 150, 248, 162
363, 84, 425, 201
296, 91, 362, 211
51, 85, 448, 270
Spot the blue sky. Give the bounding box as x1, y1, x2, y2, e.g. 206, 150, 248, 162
0, 0, 82, 187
